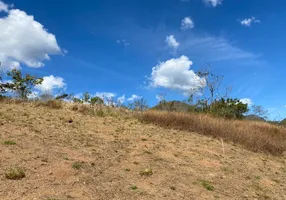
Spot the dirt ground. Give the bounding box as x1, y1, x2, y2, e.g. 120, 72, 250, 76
0, 102, 285, 200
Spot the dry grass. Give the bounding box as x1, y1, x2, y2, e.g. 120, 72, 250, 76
35, 100, 63, 109
138, 111, 286, 156
1, 101, 286, 199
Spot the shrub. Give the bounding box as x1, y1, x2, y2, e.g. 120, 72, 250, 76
5, 167, 25, 180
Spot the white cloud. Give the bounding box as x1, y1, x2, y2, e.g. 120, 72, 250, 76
116, 39, 130, 47
0, 8, 62, 70
165, 35, 180, 50
127, 94, 142, 102
203, 0, 223, 7
240, 98, 253, 105
156, 95, 165, 102
117, 95, 126, 104
181, 17, 194, 30
0, 1, 8, 12
95, 92, 116, 100
240, 17, 261, 27
150, 55, 206, 96
35, 75, 66, 93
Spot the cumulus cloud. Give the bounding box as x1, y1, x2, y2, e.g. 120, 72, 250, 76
0, 7, 62, 70
0, 1, 8, 12
149, 55, 206, 96
165, 35, 180, 50
181, 17, 194, 30
240, 17, 261, 27
95, 92, 116, 100
203, 0, 223, 7
35, 75, 66, 93
127, 94, 142, 102
240, 98, 253, 105
117, 95, 126, 104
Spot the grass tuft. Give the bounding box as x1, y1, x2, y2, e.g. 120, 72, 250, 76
5, 167, 25, 180
72, 162, 83, 170
140, 168, 153, 176
200, 180, 214, 191
4, 140, 16, 145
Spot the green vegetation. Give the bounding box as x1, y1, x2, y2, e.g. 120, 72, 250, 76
5, 167, 25, 180
4, 140, 16, 145
130, 185, 138, 190
200, 180, 214, 191
3, 69, 43, 99
72, 162, 83, 170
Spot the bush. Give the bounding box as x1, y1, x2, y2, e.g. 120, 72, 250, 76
5, 167, 25, 180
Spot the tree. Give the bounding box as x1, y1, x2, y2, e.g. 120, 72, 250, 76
250, 105, 268, 120
133, 98, 148, 111
90, 96, 104, 105
5, 69, 43, 100
82, 92, 91, 103
209, 98, 249, 119
0, 62, 6, 94
197, 67, 224, 106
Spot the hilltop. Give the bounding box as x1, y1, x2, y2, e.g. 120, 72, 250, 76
0, 101, 285, 200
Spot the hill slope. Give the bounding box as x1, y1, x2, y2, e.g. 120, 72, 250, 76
0, 102, 285, 200
151, 101, 192, 112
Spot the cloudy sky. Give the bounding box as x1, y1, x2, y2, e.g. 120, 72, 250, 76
0, 0, 286, 119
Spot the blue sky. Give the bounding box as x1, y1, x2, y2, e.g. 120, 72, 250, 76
0, 0, 286, 119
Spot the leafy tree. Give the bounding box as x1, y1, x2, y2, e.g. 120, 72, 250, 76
209, 98, 249, 119
5, 69, 43, 99
82, 92, 91, 103
90, 96, 104, 105
73, 97, 83, 103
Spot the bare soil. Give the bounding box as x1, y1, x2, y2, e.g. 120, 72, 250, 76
0, 102, 285, 200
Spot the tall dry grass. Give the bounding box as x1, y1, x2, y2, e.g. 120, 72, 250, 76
139, 111, 286, 155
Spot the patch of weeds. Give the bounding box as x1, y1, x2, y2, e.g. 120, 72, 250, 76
200, 180, 214, 191
140, 168, 153, 176
255, 176, 261, 180
5, 167, 25, 180
4, 140, 16, 145
130, 185, 138, 190
63, 156, 69, 160
141, 138, 147, 141
72, 162, 83, 170
125, 168, 131, 172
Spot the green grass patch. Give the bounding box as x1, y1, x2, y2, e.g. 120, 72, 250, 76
4, 140, 16, 145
